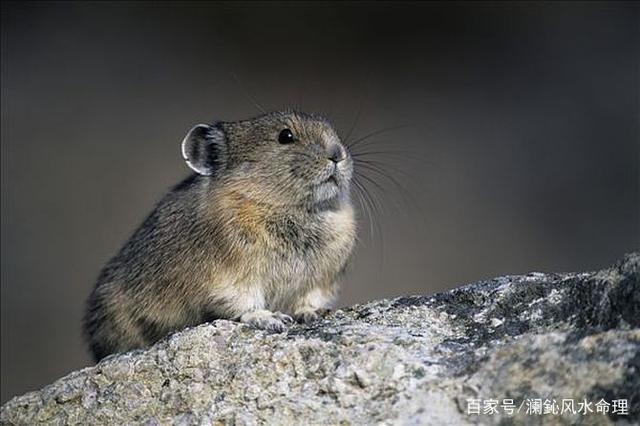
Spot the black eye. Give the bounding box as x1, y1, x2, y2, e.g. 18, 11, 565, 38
278, 128, 294, 144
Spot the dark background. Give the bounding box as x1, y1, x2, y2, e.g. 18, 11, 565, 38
1, 1, 638, 403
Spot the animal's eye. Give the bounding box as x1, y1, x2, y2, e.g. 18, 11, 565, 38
278, 128, 294, 144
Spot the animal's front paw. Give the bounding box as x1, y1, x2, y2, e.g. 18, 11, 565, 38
294, 308, 326, 324
240, 310, 293, 332
315, 308, 333, 318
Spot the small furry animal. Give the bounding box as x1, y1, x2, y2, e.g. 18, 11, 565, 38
84, 110, 356, 361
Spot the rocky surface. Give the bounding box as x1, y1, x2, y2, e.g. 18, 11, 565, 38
2, 253, 638, 425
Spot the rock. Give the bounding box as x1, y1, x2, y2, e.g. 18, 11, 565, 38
2, 253, 638, 425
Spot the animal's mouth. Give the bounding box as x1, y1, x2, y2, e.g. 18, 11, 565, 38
315, 161, 352, 196
324, 162, 345, 187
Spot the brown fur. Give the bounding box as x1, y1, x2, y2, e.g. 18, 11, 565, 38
84, 111, 356, 361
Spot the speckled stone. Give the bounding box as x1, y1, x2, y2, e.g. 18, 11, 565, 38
2, 253, 638, 425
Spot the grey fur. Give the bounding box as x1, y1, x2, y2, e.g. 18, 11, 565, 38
84, 111, 356, 361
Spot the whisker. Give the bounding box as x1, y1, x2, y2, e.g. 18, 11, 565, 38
357, 165, 405, 212
352, 152, 425, 168
231, 72, 266, 114
354, 158, 420, 186
346, 124, 413, 151
355, 170, 387, 208
344, 99, 363, 144
355, 161, 424, 220
353, 174, 385, 267
352, 177, 375, 241
355, 176, 382, 234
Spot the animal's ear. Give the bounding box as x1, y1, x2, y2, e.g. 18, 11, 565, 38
181, 124, 227, 176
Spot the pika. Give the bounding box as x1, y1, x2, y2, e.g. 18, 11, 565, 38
83, 111, 356, 361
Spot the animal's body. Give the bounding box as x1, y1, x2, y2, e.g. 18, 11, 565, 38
84, 111, 356, 361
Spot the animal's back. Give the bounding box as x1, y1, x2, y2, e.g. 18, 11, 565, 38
84, 175, 216, 359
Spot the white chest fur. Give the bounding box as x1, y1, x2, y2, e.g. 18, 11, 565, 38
259, 205, 355, 311
208, 203, 355, 316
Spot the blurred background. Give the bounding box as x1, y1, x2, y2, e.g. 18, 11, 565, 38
1, 1, 638, 403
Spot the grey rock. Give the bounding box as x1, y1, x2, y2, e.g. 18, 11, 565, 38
2, 253, 638, 425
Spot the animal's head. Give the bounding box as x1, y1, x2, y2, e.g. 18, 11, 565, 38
182, 111, 352, 209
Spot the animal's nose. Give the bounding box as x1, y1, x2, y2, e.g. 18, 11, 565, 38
328, 145, 345, 163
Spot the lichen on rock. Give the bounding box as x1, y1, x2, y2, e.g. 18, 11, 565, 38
2, 253, 638, 425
